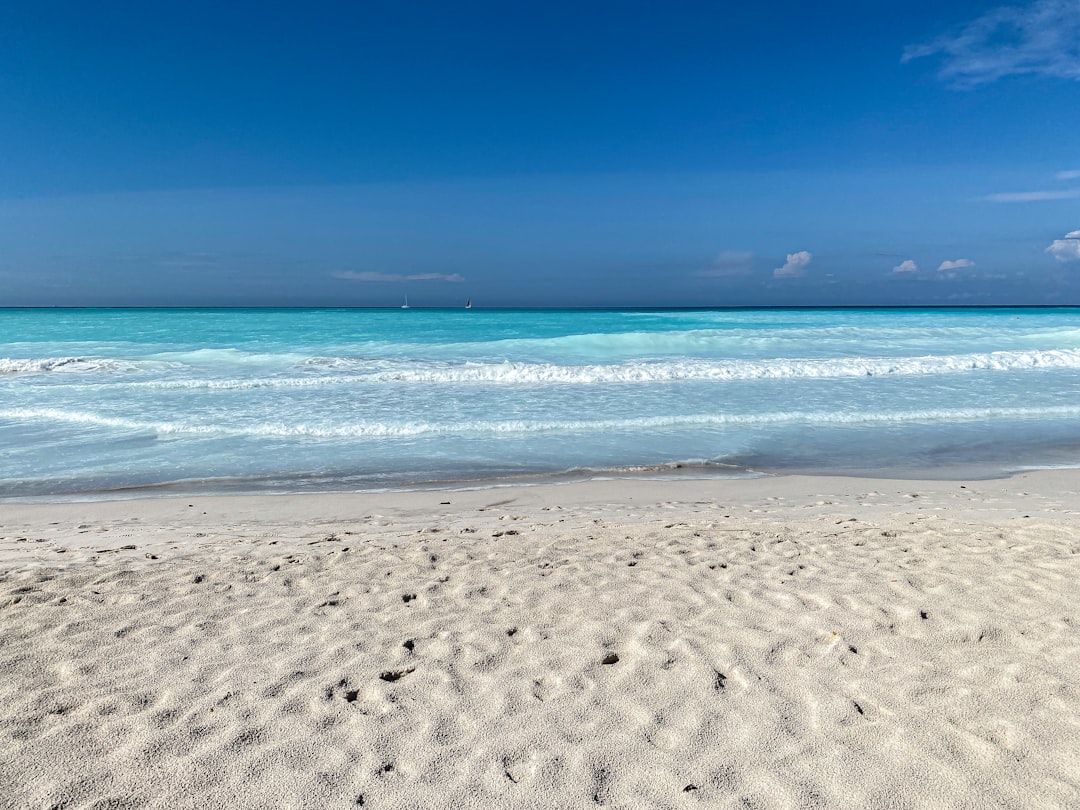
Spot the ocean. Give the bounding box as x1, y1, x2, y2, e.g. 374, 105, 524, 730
3, 307, 1080, 499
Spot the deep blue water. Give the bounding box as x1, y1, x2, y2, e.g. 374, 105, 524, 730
3, 307, 1080, 498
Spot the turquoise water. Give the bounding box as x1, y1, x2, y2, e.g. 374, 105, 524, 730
3, 307, 1080, 498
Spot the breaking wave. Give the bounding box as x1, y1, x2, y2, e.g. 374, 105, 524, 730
353, 349, 1080, 385
5, 404, 1080, 440
0, 357, 125, 375
31, 347, 1080, 389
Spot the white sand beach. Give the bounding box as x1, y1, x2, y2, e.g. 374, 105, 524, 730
2, 472, 1079, 809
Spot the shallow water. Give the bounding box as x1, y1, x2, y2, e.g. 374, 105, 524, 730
3, 307, 1079, 498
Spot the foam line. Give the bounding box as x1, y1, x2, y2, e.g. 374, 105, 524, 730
11, 348, 1080, 387
4, 404, 1080, 439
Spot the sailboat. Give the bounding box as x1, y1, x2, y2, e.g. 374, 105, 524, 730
401, 295, 410, 309
465, 298, 472, 309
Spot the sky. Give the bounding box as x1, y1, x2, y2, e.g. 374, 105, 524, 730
1, 0, 1079, 307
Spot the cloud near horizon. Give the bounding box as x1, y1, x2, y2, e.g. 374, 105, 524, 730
983, 190, 1080, 203
893, 259, 918, 273
938, 258, 974, 271
1046, 230, 1080, 261
903, 0, 1080, 87
773, 251, 812, 279
698, 250, 754, 277
334, 271, 465, 283
1057, 169, 1080, 180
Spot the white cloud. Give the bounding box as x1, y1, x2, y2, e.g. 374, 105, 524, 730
698, 250, 754, 277
1057, 169, 1080, 180
893, 259, 919, 273
1046, 230, 1080, 261
983, 190, 1080, 202
773, 251, 812, 279
938, 258, 974, 271
334, 271, 465, 283
903, 0, 1080, 87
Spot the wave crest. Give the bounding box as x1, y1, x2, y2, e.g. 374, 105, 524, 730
4, 404, 1080, 440
27, 347, 1080, 390
357, 349, 1080, 384
0, 357, 120, 374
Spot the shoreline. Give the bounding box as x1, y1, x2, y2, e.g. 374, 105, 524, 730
1, 467, 1077, 545
3, 471, 1079, 807
4, 454, 1072, 506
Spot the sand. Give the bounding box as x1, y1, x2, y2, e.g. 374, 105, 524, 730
2, 472, 1079, 809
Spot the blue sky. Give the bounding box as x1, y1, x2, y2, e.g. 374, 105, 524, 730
1, 0, 1079, 306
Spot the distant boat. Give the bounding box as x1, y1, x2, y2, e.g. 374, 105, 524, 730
465, 298, 472, 309
401, 295, 410, 309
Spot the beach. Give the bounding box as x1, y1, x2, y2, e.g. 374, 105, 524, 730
3, 472, 1079, 808
9, 0, 1080, 803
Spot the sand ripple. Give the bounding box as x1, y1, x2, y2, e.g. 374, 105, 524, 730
1, 483, 1079, 808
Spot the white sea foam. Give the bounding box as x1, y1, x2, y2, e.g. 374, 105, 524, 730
0, 357, 121, 374
0, 408, 217, 435
5, 404, 1080, 440
356, 349, 1080, 384
37, 347, 1080, 390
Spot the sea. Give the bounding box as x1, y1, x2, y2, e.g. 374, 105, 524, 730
3, 306, 1080, 500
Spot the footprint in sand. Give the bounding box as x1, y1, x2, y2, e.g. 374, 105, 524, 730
379, 667, 416, 683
